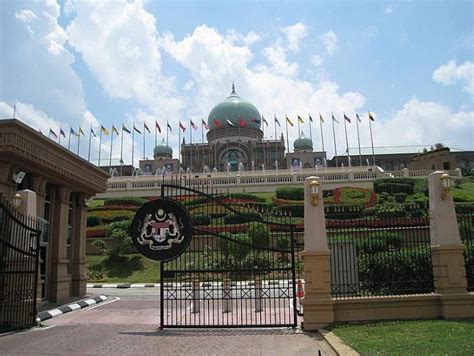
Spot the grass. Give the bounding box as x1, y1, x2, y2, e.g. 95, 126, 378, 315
332, 320, 474, 356
87, 253, 160, 283
88, 199, 104, 209
453, 181, 474, 201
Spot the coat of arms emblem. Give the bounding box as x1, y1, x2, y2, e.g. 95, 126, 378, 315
138, 208, 185, 250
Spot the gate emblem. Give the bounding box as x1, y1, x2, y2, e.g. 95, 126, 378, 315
131, 197, 192, 261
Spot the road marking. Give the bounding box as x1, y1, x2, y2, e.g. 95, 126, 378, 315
87, 296, 120, 310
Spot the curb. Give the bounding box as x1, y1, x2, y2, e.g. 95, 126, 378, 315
87, 283, 158, 288
320, 329, 360, 356
87, 280, 299, 289
36, 295, 108, 322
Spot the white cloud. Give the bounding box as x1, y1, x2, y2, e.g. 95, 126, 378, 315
226, 30, 261, 46
366, 26, 378, 39
311, 55, 323, 67
262, 42, 299, 77
384, 4, 397, 15
15, 9, 37, 23
281, 22, 309, 52
433, 60, 474, 95
321, 31, 339, 56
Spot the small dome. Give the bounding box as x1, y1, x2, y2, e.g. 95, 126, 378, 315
294, 135, 313, 151
153, 139, 173, 158
207, 84, 262, 131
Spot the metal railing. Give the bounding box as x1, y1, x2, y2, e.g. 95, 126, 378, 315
456, 203, 474, 292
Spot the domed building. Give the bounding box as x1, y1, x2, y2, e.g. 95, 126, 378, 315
181, 84, 286, 172
140, 138, 180, 174
286, 133, 326, 169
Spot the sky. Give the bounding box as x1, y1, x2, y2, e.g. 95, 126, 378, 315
0, 0, 473, 167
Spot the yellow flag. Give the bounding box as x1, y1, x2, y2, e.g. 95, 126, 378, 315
101, 125, 109, 135
297, 115, 304, 124
286, 116, 294, 127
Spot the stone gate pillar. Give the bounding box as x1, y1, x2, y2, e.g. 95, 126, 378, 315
429, 171, 474, 318
302, 176, 334, 330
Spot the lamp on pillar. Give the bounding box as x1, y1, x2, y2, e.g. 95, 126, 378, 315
12, 192, 22, 207
309, 180, 320, 206
440, 173, 452, 200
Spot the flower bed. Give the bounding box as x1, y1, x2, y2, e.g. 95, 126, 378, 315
88, 205, 139, 212
87, 226, 107, 238
89, 209, 136, 222
326, 217, 429, 228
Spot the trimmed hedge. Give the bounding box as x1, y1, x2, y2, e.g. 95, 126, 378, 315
248, 222, 270, 248
90, 210, 136, 222
192, 214, 212, 226
275, 187, 304, 201
103, 197, 148, 207
377, 183, 413, 195
394, 193, 407, 203
224, 212, 262, 225
357, 231, 403, 254
87, 216, 102, 227
273, 204, 304, 217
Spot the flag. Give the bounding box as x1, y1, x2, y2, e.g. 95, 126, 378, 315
286, 116, 294, 127
226, 119, 235, 127
262, 116, 269, 127
91, 127, 97, 137
133, 125, 141, 134
49, 128, 58, 138
59, 128, 66, 137
368, 112, 375, 121
167, 122, 172, 132
239, 118, 247, 127
214, 119, 222, 128
101, 125, 109, 135
332, 114, 340, 123
144, 122, 150, 133
190, 120, 198, 130
112, 125, 119, 135
251, 117, 261, 124
122, 124, 131, 134
319, 114, 324, 123
274, 115, 281, 127
356, 113, 362, 123
297, 115, 304, 124
179, 121, 186, 131
344, 113, 351, 123
70, 127, 79, 136
309, 115, 313, 123
155, 121, 161, 133
202, 119, 209, 130
79, 127, 85, 136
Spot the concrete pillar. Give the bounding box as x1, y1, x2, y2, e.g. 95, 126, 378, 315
72, 194, 88, 297
31, 175, 47, 219
49, 185, 71, 303
302, 176, 334, 331
18, 190, 37, 218
429, 171, 474, 318
402, 168, 409, 177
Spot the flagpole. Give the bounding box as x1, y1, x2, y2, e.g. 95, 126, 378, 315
120, 126, 124, 176
178, 123, 181, 167
59, 131, 62, 145
285, 116, 290, 154
332, 114, 338, 167
68, 129, 71, 150
238, 117, 241, 168
309, 115, 312, 142
343, 113, 351, 168
98, 127, 102, 167
369, 112, 376, 166
143, 122, 145, 159
190, 120, 193, 172
274, 115, 278, 168
131, 127, 135, 171
88, 127, 92, 162
166, 121, 169, 146
356, 115, 362, 166
320, 115, 325, 153
262, 119, 266, 169
77, 130, 80, 155
109, 126, 114, 169
297, 116, 301, 139
154, 122, 157, 148
201, 120, 204, 171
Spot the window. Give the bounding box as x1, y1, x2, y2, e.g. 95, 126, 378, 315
443, 162, 450, 170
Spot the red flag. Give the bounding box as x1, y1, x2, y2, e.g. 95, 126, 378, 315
202, 119, 209, 130
179, 121, 186, 132
214, 119, 222, 128
239, 118, 247, 127
155, 121, 161, 133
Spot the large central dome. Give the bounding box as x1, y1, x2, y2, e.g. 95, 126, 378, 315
207, 84, 262, 131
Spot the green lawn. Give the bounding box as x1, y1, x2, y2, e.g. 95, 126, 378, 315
332, 320, 474, 356
88, 199, 105, 209
453, 181, 474, 202
87, 254, 160, 283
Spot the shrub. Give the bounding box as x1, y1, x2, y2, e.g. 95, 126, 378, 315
91, 210, 136, 222
220, 233, 251, 262
91, 239, 107, 255
337, 187, 376, 206
459, 223, 474, 242
225, 193, 266, 202
224, 212, 262, 224
357, 231, 403, 254
276, 236, 290, 250
413, 179, 429, 196
103, 197, 148, 207
394, 193, 407, 203
373, 178, 417, 193
106, 229, 134, 259
325, 205, 365, 220
273, 204, 304, 217
453, 191, 474, 202
275, 187, 304, 201
377, 183, 413, 195
87, 216, 102, 227
106, 219, 132, 235
192, 214, 212, 226
248, 222, 270, 248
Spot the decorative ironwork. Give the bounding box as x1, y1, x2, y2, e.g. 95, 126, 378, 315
326, 202, 434, 298
456, 203, 474, 292
0, 198, 41, 332
158, 177, 301, 328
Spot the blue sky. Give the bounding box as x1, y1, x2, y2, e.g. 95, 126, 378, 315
1, 0, 473, 165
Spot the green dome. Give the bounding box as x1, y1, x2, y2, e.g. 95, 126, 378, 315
294, 136, 313, 151
153, 140, 173, 157
207, 84, 262, 130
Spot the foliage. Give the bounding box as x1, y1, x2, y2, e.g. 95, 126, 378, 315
376, 183, 413, 195
103, 197, 148, 207
89, 210, 136, 222
394, 193, 407, 203
453, 190, 474, 202
91, 239, 107, 256
248, 222, 270, 248
335, 187, 377, 206
356, 231, 403, 254
413, 179, 429, 195
87, 215, 102, 227
223, 212, 262, 224
86, 226, 107, 238
106, 219, 132, 235
276, 236, 290, 250
219, 233, 251, 262
275, 186, 304, 201
106, 229, 134, 258
373, 178, 418, 192
192, 214, 212, 226
273, 204, 304, 217
405, 192, 428, 204
225, 193, 266, 202
325, 205, 365, 220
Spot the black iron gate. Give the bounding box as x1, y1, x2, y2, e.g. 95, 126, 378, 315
159, 181, 302, 328
0, 198, 40, 332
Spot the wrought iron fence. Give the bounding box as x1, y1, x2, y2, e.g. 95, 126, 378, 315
456, 203, 474, 292
159, 178, 302, 328
0, 197, 41, 332
325, 202, 434, 299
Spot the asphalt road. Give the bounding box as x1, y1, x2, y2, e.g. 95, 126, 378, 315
0, 287, 334, 355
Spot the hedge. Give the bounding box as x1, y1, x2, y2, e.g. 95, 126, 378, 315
248, 222, 270, 248
103, 197, 148, 207
377, 183, 413, 195
356, 231, 403, 254
223, 212, 262, 225
89, 210, 136, 222
106, 219, 132, 235
394, 193, 407, 203
275, 187, 304, 201
192, 214, 212, 226
87, 216, 102, 227
273, 204, 304, 217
